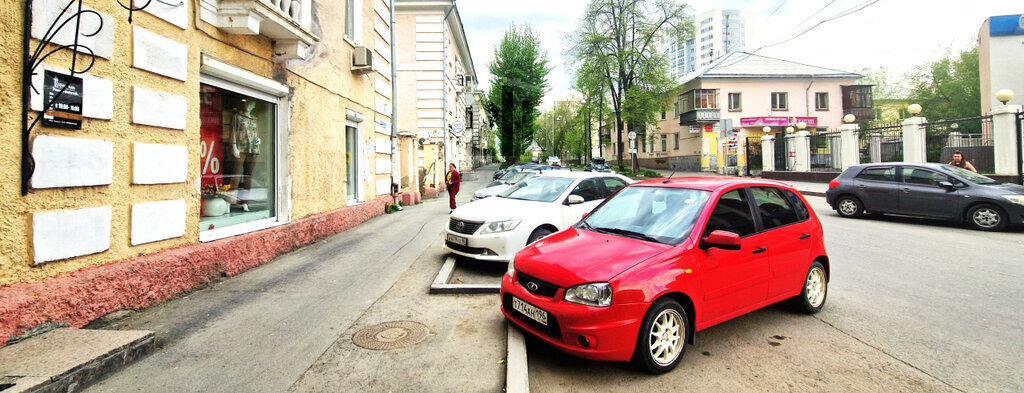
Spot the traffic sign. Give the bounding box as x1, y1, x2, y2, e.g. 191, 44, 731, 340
628, 131, 637, 140
451, 121, 465, 136
628, 148, 638, 154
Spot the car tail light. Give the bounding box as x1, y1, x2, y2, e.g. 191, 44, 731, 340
828, 179, 840, 189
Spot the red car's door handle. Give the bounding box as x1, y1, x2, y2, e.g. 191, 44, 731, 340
799, 233, 811, 240
752, 247, 767, 254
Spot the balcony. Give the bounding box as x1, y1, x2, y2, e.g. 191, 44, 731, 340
201, 0, 320, 60
841, 85, 875, 121
679, 108, 721, 125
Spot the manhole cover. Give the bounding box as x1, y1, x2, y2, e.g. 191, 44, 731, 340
352, 321, 430, 350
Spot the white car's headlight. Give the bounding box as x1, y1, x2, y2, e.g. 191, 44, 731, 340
506, 258, 516, 277
479, 218, 522, 234
1002, 195, 1024, 205
564, 282, 612, 307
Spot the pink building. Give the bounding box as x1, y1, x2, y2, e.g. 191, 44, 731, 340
608, 52, 869, 172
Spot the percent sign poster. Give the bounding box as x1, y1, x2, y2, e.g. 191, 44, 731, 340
199, 86, 224, 188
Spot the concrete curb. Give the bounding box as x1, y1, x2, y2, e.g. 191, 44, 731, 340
428, 256, 501, 294
0, 329, 156, 393
505, 324, 529, 393
799, 190, 826, 197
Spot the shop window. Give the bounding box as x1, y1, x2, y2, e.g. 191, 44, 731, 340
199, 83, 277, 233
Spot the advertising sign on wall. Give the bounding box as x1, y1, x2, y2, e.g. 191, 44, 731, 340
42, 70, 84, 129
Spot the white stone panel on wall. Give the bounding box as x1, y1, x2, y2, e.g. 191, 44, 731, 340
374, 37, 391, 62
374, 18, 390, 43
131, 199, 186, 245
133, 86, 187, 130
416, 43, 443, 52
417, 100, 443, 109
416, 33, 443, 43
417, 81, 443, 90
397, 62, 442, 71
32, 0, 114, 59
374, 56, 391, 81
417, 72, 443, 81
375, 77, 391, 98
33, 206, 111, 264
374, 1, 389, 21
418, 110, 443, 119
416, 23, 443, 33
375, 138, 392, 154
417, 91, 443, 99
133, 142, 187, 184
375, 97, 392, 116
375, 158, 392, 174
419, 120, 444, 128
31, 135, 113, 189
375, 178, 391, 195
133, 26, 188, 81
31, 65, 113, 120
143, 0, 188, 29
416, 52, 443, 61
375, 119, 391, 136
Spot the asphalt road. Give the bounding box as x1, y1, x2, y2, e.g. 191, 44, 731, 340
528, 195, 1024, 393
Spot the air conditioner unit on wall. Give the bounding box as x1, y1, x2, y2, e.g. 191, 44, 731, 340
352, 46, 373, 73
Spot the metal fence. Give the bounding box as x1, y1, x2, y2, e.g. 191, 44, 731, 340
923, 116, 993, 173
746, 137, 762, 174
857, 121, 903, 164
809, 131, 842, 172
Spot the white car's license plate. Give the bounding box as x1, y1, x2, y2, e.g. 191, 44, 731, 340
511, 296, 548, 326
446, 233, 468, 246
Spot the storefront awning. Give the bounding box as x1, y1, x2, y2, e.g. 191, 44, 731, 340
739, 116, 817, 128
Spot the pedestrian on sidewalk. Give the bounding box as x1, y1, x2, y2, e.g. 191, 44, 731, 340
446, 163, 461, 212
949, 150, 978, 173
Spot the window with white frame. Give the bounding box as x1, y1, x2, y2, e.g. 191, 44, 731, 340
771, 92, 788, 111
815, 92, 829, 110
728, 92, 741, 111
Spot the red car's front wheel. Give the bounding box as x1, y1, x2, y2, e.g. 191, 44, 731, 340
632, 299, 689, 373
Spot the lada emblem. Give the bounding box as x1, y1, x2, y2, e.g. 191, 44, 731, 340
526, 281, 539, 292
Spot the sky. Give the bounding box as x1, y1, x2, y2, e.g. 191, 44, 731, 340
456, 0, 1023, 108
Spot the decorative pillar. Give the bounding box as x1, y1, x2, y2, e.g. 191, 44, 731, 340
992, 105, 1023, 176
761, 135, 775, 172
839, 122, 861, 169
902, 116, 927, 163
870, 133, 882, 163
792, 130, 811, 172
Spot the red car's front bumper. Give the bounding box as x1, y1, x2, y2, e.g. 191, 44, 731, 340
500, 272, 646, 362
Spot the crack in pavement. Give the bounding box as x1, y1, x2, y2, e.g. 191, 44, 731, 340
813, 315, 966, 393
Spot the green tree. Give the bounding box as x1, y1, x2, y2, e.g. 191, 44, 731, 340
572, 58, 613, 162
486, 24, 551, 164
907, 45, 981, 120
567, 0, 692, 170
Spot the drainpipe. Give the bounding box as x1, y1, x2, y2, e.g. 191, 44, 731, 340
805, 75, 815, 118
389, 0, 400, 194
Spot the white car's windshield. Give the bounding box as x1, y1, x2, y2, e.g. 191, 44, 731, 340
504, 171, 536, 184
580, 186, 711, 245
499, 177, 575, 202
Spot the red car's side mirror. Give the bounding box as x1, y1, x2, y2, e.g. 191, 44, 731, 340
701, 230, 741, 251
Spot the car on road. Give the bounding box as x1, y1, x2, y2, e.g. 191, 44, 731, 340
585, 157, 612, 173
825, 163, 1024, 231
473, 169, 541, 200
501, 177, 829, 373
547, 156, 562, 167
445, 172, 633, 262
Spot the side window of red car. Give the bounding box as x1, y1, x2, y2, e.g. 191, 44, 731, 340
780, 189, 810, 221
703, 189, 756, 237
751, 187, 800, 230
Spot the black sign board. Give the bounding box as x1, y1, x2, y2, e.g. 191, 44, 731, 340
42, 70, 84, 129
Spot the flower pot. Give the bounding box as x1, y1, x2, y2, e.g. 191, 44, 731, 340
201, 197, 229, 217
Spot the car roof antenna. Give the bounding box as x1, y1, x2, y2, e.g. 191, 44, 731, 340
663, 164, 676, 184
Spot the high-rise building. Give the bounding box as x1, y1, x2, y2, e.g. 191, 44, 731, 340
664, 9, 745, 79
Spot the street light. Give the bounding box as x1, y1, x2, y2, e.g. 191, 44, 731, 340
908, 103, 922, 116
786, 126, 795, 134
996, 89, 1014, 105
762, 126, 771, 134
843, 114, 856, 123
796, 121, 807, 131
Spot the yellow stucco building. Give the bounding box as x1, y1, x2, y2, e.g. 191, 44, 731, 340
1, 0, 404, 344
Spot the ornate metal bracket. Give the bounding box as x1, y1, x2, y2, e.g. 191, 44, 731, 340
20, 0, 177, 195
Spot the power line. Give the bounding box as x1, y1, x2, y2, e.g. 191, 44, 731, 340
766, 0, 788, 18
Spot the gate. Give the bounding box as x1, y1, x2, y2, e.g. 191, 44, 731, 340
809, 131, 842, 171
774, 136, 794, 171
922, 116, 994, 172
746, 137, 762, 175
858, 121, 903, 163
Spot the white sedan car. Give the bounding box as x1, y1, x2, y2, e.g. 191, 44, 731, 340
445, 172, 634, 262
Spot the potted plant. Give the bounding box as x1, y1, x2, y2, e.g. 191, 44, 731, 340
201, 184, 231, 217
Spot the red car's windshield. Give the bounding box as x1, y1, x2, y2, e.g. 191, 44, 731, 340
580, 186, 711, 245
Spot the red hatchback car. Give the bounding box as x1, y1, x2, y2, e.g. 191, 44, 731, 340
500, 178, 829, 373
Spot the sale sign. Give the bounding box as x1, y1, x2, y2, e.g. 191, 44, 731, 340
200, 87, 224, 188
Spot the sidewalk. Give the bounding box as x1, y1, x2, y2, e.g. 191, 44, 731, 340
645, 167, 828, 197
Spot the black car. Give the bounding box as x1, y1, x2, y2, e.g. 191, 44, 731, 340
825, 163, 1024, 231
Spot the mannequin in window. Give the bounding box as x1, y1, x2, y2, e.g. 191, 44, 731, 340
228, 100, 261, 212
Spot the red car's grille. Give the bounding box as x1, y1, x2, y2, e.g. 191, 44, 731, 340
516, 272, 560, 297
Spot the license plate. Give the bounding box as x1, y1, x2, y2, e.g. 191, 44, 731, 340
446, 233, 468, 246
511, 296, 548, 326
